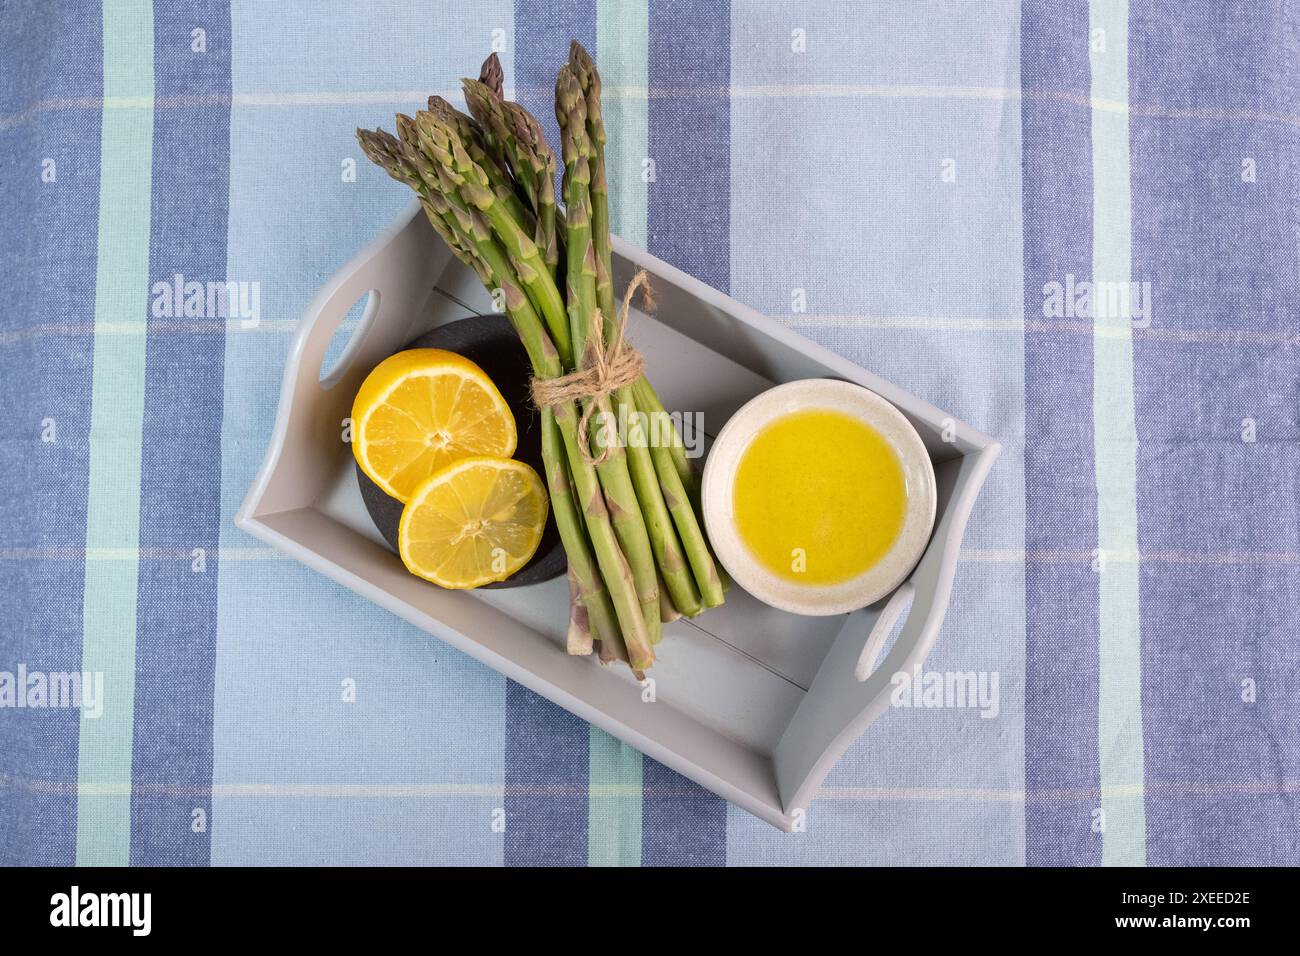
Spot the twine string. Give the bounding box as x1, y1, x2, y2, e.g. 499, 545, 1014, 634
531, 269, 655, 465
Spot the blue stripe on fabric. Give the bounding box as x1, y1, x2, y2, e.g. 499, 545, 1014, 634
128, 0, 231, 866
643, 0, 729, 866
504, 0, 596, 867
1129, 0, 1300, 865
642, 761, 725, 866
647, 0, 729, 292
510, 0, 596, 170
1019, 0, 1102, 866
503, 683, 589, 866
0, 1, 103, 867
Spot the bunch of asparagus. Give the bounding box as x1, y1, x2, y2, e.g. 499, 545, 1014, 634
357, 44, 724, 672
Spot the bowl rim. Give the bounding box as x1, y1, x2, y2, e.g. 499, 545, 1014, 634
701, 378, 937, 616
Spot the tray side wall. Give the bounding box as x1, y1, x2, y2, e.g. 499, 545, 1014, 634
773, 444, 1001, 811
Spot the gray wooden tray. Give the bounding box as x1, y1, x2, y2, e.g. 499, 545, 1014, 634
236, 201, 1001, 830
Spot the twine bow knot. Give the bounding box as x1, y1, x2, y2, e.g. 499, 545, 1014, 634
531, 269, 655, 465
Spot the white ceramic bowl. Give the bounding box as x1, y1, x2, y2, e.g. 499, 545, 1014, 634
702, 379, 937, 616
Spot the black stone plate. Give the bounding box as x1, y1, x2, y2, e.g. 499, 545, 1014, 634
355, 316, 566, 589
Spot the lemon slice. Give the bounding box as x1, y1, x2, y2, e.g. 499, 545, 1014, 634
398, 457, 548, 589
352, 348, 516, 503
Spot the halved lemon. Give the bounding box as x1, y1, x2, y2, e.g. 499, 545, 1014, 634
398, 457, 548, 589
352, 348, 516, 503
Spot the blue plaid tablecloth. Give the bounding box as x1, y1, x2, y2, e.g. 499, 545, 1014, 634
2, 0, 1296, 866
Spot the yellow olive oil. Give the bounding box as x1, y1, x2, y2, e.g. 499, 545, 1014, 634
732, 409, 906, 585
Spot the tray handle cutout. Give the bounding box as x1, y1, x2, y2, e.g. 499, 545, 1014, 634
319, 290, 381, 390
288, 202, 441, 406
853, 581, 914, 682
238, 203, 450, 521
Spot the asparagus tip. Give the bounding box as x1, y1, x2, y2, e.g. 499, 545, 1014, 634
569, 40, 592, 68
479, 51, 504, 98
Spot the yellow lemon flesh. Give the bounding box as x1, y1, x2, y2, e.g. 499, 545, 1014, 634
352, 348, 516, 503
398, 457, 548, 589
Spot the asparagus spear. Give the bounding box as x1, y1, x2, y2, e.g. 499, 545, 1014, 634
634, 378, 701, 500
619, 360, 702, 620
504, 99, 563, 274
569, 42, 614, 322
632, 380, 725, 608
557, 65, 662, 643
570, 43, 708, 618
631, 375, 728, 591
